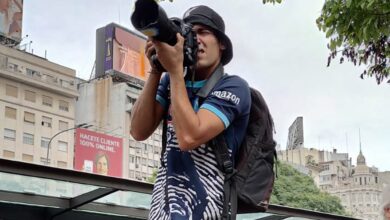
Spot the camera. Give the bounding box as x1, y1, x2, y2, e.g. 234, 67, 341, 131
131, 0, 198, 73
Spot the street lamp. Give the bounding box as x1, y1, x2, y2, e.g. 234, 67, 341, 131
45, 123, 92, 165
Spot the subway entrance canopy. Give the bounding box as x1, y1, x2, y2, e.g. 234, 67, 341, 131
0, 159, 360, 220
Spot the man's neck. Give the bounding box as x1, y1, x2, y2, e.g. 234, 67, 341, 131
194, 62, 222, 81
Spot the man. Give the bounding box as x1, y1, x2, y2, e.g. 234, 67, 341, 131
130, 5, 250, 219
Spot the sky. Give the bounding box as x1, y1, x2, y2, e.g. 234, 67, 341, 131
21, 0, 389, 171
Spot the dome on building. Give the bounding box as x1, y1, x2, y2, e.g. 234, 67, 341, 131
357, 150, 366, 165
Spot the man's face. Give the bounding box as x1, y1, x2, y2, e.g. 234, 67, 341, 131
192, 24, 225, 73
385, 206, 390, 219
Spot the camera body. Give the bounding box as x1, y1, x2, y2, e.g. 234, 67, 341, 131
131, 0, 198, 72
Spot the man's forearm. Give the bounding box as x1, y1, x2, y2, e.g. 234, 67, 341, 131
130, 73, 163, 140
169, 71, 202, 149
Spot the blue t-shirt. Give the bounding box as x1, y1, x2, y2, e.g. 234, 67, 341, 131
149, 72, 250, 220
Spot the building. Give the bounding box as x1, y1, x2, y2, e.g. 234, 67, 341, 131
327, 150, 382, 220
0, 43, 78, 168
76, 76, 162, 181
286, 116, 304, 150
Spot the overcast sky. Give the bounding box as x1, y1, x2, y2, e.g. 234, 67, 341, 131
22, 0, 389, 171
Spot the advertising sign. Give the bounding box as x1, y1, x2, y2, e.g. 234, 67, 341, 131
0, 0, 23, 42
96, 23, 150, 82
74, 128, 123, 177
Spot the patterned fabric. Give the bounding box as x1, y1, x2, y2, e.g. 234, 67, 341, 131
150, 73, 250, 220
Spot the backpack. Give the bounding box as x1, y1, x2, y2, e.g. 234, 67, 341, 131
160, 65, 277, 220
209, 87, 277, 220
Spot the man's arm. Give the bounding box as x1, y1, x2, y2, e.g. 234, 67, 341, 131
130, 73, 165, 141
153, 34, 225, 151
170, 73, 225, 151
130, 40, 165, 141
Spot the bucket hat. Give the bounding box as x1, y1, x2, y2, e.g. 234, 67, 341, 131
183, 5, 233, 65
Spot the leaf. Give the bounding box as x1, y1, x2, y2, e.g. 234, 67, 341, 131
346, 0, 352, 8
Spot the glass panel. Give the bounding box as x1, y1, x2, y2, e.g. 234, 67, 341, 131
0, 172, 99, 198
23, 132, 34, 145
96, 190, 152, 209
4, 128, 16, 141
41, 137, 50, 148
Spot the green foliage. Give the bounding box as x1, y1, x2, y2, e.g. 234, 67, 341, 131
271, 162, 348, 215
316, 0, 390, 84
147, 169, 158, 183
262, 0, 282, 4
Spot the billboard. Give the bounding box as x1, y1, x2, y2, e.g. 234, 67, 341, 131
96, 23, 150, 82
0, 0, 23, 42
74, 128, 123, 177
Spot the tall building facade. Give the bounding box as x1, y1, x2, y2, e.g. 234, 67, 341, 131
286, 116, 304, 150
0, 44, 78, 168
326, 150, 382, 220
279, 145, 385, 220
76, 76, 162, 181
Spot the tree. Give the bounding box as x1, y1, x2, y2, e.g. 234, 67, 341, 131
271, 162, 348, 216
147, 169, 158, 183
263, 0, 389, 84
316, 0, 390, 84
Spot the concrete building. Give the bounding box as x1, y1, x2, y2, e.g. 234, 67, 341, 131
0, 44, 78, 168
286, 116, 304, 150
76, 76, 162, 181
327, 150, 382, 220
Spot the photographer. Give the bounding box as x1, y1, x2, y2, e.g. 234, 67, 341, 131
130, 5, 250, 219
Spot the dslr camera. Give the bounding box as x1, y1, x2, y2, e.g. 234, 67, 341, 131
131, 0, 198, 72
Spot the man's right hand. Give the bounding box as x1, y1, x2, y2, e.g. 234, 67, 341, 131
145, 38, 163, 75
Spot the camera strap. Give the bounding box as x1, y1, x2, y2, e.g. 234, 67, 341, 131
196, 64, 224, 99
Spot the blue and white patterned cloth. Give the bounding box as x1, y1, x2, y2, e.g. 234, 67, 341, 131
149, 73, 250, 220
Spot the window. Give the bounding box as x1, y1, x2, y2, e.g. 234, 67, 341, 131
7, 62, 18, 72
42, 116, 52, 127
58, 141, 68, 152
129, 155, 135, 163
24, 112, 35, 124
4, 128, 16, 141
129, 170, 135, 178
42, 95, 53, 107
3, 150, 15, 159
59, 100, 69, 111
5, 107, 16, 119
59, 121, 68, 130
22, 154, 33, 162
41, 137, 50, 148
24, 90, 36, 102
5, 84, 18, 97
23, 133, 34, 145
26, 68, 38, 77
57, 161, 67, 168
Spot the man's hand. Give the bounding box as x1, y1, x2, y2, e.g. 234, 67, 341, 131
153, 33, 185, 75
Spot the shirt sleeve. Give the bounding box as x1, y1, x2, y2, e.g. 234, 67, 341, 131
200, 76, 251, 128
155, 73, 170, 110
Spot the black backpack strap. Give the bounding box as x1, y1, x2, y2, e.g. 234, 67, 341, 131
196, 64, 224, 98
213, 134, 237, 220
